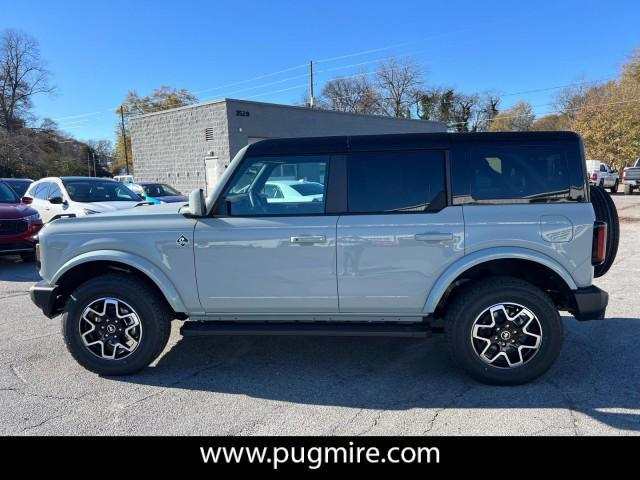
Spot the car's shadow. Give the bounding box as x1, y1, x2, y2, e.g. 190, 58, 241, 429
113, 316, 640, 432
0, 256, 40, 282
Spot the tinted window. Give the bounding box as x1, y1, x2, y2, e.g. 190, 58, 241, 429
347, 150, 446, 213
141, 183, 181, 197
4, 180, 31, 197
453, 144, 574, 204
62, 180, 140, 202
0, 182, 19, 203
221, 156, 328, 216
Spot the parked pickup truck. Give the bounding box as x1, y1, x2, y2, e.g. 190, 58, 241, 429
623, 158, 640, 195
587, 160, 619, 193
30, 132, 619, 385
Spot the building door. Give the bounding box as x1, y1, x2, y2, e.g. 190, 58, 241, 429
204, 156, 220, 195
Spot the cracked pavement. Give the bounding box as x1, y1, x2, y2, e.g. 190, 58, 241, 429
1, 194, 639, 436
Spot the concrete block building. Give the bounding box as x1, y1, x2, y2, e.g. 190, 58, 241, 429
129, 98, 446, 194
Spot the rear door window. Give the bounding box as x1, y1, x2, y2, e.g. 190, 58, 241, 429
346, 150, 446, 213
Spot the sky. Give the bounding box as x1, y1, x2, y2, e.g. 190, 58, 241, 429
2, 0, 639, 142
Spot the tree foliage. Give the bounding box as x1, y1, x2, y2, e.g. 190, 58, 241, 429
417, 88, 500, 131
113, 86, 198, 173
489, 100, 535, 132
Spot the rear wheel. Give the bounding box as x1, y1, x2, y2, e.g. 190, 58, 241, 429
610, 180, 619, 193
590, 185, 619, 277
445, 277, 563, 385
62, 273, 172, 375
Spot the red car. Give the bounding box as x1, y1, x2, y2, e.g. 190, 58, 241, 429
0, 180, 43, 262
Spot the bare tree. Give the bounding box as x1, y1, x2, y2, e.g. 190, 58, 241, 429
417, 88, 500, 131
0, 29, 55, 132
318, 74, 381, 114
375, 58, 423, 118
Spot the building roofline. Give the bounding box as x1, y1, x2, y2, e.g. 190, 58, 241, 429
129, 97, 443, 125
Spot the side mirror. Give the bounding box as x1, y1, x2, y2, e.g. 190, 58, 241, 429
21, 196, 33, 205
48, 196, 65, 205
188, 189, 206, 217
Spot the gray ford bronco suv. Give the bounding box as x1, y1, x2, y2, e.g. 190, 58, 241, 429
30, 131, 618, 385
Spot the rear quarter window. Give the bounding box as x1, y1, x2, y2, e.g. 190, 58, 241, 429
452, 142, 585, 204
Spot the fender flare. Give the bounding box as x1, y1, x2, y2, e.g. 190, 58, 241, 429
422, 247, 578, 314
51, 250, 188, 313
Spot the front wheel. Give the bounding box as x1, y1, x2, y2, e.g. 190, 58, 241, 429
445, 277, 563, 385
62, 273, 172, 375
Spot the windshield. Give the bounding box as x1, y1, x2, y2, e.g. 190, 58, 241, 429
142, 183, 181, 197
0, 182, 19, 203
4, 180, 31, 197
63, 180, 141, 202
289, 182, 324, 196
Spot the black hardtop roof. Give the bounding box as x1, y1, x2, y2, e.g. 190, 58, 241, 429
245, 131, 582, 156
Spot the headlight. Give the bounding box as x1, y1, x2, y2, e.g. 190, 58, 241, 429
25, 213, 41, 222
82, 208, 100, 215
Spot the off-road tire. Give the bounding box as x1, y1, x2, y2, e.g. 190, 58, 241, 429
590, 185, 619, 277
445, 277, 563, 385
62, 273, 172, 375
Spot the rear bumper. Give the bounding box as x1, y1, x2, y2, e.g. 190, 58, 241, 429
29, 280, 62, 318
569, 285, 609, 321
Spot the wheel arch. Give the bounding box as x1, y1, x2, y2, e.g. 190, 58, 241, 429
424, 247, 578, 315
51, 250, 188, 315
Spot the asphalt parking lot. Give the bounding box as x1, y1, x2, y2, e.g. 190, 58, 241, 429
1, 195, 639, 436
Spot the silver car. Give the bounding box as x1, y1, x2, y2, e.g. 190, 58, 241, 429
30, 132, 617, 385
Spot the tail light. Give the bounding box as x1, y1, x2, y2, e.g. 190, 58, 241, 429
592, 221, 607, 265
591, 173, 598, 181
622, 170, 627, 179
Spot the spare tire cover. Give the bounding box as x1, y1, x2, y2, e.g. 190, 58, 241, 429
590, 185, 619, 277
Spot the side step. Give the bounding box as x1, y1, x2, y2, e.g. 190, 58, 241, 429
180, 321, 431, 338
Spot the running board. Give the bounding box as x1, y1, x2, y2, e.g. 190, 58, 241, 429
180, 321, 431, 338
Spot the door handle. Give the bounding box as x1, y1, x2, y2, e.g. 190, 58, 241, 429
290, 235, 326, 244
415, 232, 454, 242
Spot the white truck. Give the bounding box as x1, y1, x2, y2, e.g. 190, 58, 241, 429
622, 158, 640, 195
587, 160, 619, 193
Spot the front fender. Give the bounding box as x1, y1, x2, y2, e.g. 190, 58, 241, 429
422, 247, 578, 314
51, 250, 188, 313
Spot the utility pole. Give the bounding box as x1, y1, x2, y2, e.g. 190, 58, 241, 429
309, 60, 314, 108
87, 151, 91, 176
120, 105, 130, 174
92, 151, 97, 177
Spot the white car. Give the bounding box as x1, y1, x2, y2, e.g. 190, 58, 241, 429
262, 180, 325, 203
25, 176, 145, 223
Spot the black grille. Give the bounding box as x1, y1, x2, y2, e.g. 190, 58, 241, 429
0, 219, 28, 235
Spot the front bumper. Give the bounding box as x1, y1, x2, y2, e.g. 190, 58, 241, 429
569, 285, 609, 321
30, 280, 62, 318
0, 239, 36, 255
